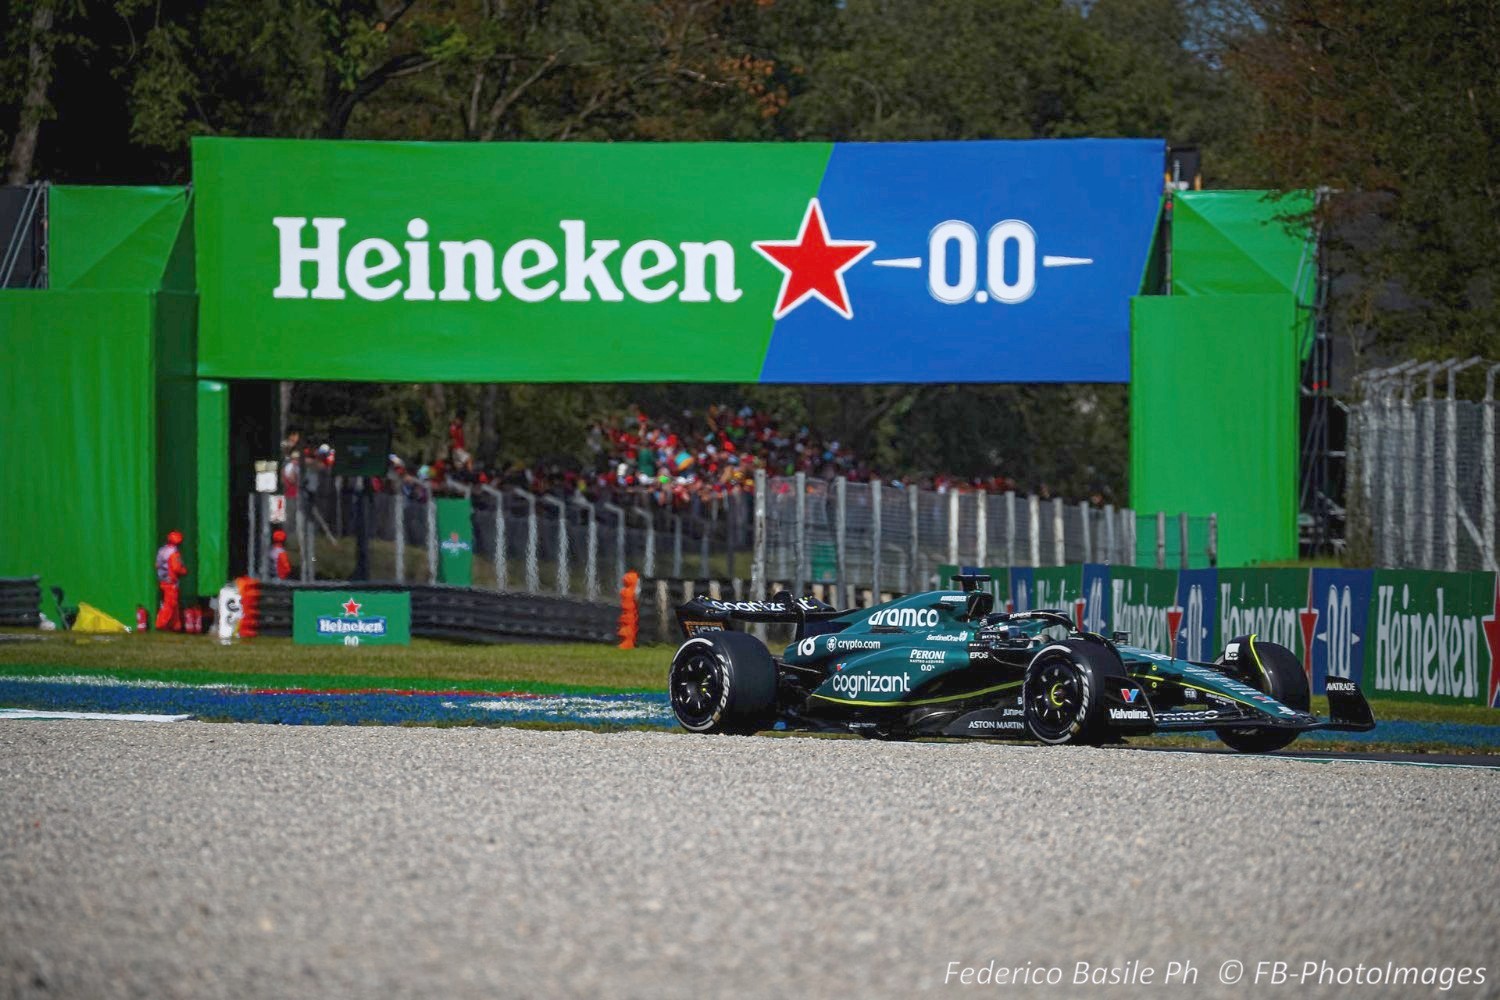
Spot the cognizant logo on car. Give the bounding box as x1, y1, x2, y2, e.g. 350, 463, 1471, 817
829, 672, 911, 698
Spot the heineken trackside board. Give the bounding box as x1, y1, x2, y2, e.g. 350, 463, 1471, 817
293, 591, 411, 646
192, 137, 1164, 384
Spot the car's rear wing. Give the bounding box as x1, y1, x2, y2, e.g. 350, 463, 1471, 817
676, 590, 841, 641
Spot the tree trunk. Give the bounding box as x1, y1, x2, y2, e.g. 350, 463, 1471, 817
480, 384, 500, 468
423, 383, 448, 464
6, 0, 57, 185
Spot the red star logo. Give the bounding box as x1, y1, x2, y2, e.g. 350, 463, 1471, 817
1483, 576, 1500, 708
342, 597, 362, 617
753, 199, 875, 320
1299, 606, 1320, 679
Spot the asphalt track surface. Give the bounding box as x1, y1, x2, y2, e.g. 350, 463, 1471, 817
3, 723, 1497, 999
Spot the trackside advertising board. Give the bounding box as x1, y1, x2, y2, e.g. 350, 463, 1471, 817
935, 564, 1499, 705
293, 591, 412, 646
192, 137, 1163, 384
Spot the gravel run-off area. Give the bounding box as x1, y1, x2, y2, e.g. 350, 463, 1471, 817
2, 721, 1497, 999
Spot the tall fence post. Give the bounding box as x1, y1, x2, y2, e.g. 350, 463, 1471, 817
571, 496, 598, 600
947, 490, 960, 567
1078, 500, 1091, 564
394, 488, 406, 583
870, 479, 883, 602
907, 485, 920, 592
1444, 358, 1481, 571
1005, 491, 1016, 567
1485, 365, 1500, 571
1027, 495, 1041, 568
794, 471, 807, 595
1422, 366, 1438, 568
1178, 511, 1190, 570
538, 495, 568, 595
671, 514, 683, 577
425, 496, 438, 583
751, 469, 767, 601
1051, 497, 1065, 566
1208, 513, 1219, 567
1155, 511, 1167, 570
700, 501, 712, 580
509, 488, 539, 593
482, 485, 506, 590
602, 502, 625, 599
629, 506, 654, 578
1103, 504, 1116, 565
834, 477, 848, 609
1122, 508, 1136, 566
975, 490, 987, 567
725, 494, 737, 581
247, 494, 258, 577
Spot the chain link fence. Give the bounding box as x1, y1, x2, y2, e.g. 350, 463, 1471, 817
246, 468, 1215, 604
1347, 357, 1500, 572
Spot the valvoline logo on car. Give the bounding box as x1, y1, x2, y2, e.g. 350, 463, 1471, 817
1121, 688, 1140, 703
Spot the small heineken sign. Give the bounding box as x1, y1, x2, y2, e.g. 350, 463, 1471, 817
293, 591, 411, 646
435, 498, 474, 586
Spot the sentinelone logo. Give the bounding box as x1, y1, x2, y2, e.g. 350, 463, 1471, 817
271, 199, 1096, 320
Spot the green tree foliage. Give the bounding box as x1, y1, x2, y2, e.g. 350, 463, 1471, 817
23, 0, 1485, 496
1224, 0, 1500, 360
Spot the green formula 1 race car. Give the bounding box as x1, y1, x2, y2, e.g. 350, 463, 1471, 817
667, 576, 1375, 752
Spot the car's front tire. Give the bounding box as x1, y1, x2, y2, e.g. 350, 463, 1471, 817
1216, 635, 1310, 753
1023, 639, 1127, 745
668, 631, 777, 735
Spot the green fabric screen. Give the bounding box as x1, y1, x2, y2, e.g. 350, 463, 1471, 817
0, 290, 159, 621
1, 188, 197, 621
49, 187, 191, 291
196, 380, 229, 592
1130, 293, 1300, 567
1170, 191, 1314, 300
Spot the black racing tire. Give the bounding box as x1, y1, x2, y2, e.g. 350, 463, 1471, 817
668, 631, 778, 735
1023, 639, 1128, 746
1216, 635, 1310, 753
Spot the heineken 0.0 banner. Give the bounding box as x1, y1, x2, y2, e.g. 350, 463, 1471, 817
192, 137, 1163, 384
435, 498, 474, 586
293, 591, 412, 646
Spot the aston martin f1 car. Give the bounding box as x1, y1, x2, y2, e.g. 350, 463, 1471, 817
667, 576, 1376, 752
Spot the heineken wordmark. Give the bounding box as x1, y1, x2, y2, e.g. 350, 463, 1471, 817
273, 217, 744, 305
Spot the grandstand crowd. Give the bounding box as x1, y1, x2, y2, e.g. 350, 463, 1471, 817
280, 403, 1027, 511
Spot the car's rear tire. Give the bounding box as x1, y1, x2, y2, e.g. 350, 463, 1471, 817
1216, 635, 1309, 753
1023, 639, 1127, 746
668, 631, 777, 735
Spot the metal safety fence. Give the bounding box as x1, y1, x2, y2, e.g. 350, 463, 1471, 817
752, 472, 1216, 608
1348, 358, 1500, 572
245, 472, 1214, 604
246, 479, 752, 601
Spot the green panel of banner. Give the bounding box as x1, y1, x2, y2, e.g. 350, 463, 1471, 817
1216, 568, 1308, 660
192, 138, 829, 382
293, 590, 411, 645
1366, 570, 1495, 705
1032, 566, 1084, 612
1107, 567, 1180, 655
435, 498, 474, 586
